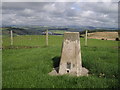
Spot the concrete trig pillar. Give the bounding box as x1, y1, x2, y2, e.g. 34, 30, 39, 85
59, 32, 88, 76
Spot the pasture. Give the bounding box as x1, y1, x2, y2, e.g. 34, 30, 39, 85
2, 35, 119, 88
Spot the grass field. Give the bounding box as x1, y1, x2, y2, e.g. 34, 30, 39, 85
50, 30, 67, 34
2, 35, 119, 88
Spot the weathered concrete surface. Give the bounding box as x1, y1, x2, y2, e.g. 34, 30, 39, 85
49, 67, 59, 76
49, 32, 88, 76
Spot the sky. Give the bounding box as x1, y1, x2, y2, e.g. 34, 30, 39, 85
2, 1, 118, 28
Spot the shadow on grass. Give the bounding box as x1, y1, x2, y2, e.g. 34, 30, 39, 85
52, 56, 60, 68
52, 56, 61, 73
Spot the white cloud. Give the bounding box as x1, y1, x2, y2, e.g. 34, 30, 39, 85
2, 2, 118, 28
43, 4, 56, 12
82, 11, 94, 17
2, 0, 119, 2
23, 8, 33, 14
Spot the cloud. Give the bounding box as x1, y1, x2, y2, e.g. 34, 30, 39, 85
2, 2, 118, 28
2, 0, 119, 2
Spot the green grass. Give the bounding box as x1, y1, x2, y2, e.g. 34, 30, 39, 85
50, 30, 67, 34
2, 35, 119, 88
2, 35, 63, 47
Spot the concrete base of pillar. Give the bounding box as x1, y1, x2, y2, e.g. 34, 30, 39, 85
49, 67, 89, 76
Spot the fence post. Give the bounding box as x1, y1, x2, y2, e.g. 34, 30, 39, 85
85, 30, 87, 46
46, 29, 48, 46
10, 30, 13, 45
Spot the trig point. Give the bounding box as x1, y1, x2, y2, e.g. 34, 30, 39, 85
49, 32, 88, 76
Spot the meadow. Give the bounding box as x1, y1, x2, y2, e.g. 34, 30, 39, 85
2, 35, 119, 88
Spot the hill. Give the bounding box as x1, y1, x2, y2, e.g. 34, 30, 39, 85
2, 26, 119, 38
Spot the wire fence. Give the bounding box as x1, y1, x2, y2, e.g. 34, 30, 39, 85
2, 30, 64, 49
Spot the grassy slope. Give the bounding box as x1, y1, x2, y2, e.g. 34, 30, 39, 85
50, 30, 67, 34
2, 35, 119, 88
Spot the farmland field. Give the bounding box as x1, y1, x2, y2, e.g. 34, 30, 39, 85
2, 35, 119, 88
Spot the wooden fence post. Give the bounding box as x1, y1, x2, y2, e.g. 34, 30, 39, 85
46, 29, 48, 46
85, 30, 87, 46
10, 30, 13, 45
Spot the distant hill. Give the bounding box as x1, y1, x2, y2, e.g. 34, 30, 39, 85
2, 26, 119, 36
2, 27, 42, 36
2, 27, 65, 36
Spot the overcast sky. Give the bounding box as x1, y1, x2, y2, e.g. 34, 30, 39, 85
2, 2, 118, 28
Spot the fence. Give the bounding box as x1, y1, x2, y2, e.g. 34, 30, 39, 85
2, 30, 64, 49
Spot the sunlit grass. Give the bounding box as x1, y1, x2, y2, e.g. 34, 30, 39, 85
2, 35, 119, 88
